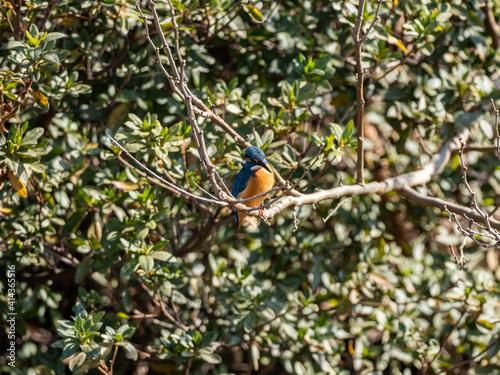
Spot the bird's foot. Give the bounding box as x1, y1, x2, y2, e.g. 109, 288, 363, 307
258, 209, 263, 216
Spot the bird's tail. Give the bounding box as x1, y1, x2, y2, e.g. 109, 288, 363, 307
234, 211, 245, 228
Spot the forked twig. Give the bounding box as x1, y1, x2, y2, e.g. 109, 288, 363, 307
443, 138, 500, 256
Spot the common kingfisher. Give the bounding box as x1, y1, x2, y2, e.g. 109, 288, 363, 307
231, 146, 275, 227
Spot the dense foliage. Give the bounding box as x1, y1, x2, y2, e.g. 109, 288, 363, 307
1, 0, 500, 374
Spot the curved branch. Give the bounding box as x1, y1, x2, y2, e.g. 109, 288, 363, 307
257, 128, 468, 219
398, 186, 500, 230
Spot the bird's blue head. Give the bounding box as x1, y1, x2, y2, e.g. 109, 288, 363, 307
244, 146, 271, 173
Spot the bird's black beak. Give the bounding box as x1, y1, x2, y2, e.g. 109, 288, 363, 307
258, 159, 272, 173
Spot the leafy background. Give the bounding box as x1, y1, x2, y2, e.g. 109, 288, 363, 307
1, 0, 500, 374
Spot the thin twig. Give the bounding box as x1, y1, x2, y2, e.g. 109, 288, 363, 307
154, 285, 189, 331
425, 309, 466, 371
491, 99, 500, 160
353, 0, 382, 184
323, 197, 349, 223
440, 334, 500, 374
361, 0, 383, 44
108, 135, 220, 205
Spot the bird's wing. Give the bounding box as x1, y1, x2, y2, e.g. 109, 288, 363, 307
231, 166, 251, 198
232, 165, 252, 227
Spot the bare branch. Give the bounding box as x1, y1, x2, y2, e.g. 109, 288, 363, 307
491, 99, 500, 159
293, 206, 299, 232
256, 128, 468, 219
361, 0, 383, 44
135, 5, 184, 99
482, 4, 500, 50
154, 284, 189, 331
108, 135, 222, 205
428, 137, 500, 252
353, 0, 382, 184
138, 0, 299, 199
353, 0, 367, 184
147, 0, 180, 81
448, 243, 468, 270
451, 144, 497, 155
398, 186, 500, 230
457, 138, 500, 243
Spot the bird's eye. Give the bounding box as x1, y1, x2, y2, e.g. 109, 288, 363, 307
253, 159, 258, 163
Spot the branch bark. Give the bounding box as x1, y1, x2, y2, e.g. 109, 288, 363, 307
482, 4, 499, 50
352, 0, 382, 184
399, 186, 500, 230
258, 128, 468, 219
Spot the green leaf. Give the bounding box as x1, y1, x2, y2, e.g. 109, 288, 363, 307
260, 130, 274, 148
421, 42, 434, 56
62, 339, 80, 359
487, 337, 500, 358
21, 127, 44, 146
201, 331, 218, 347
1, 41, 28, 49
151, 251, 175, 262
138, 255, 154, 273
63, 210, 87, 236
151, 240, 169, 251
43, 32, 66, 42
25, 31, 37, 46
341, 119, 354, 143
120, 260, 139, 280
119, 341, 138, 360
75, 256, 93, 284
42, 51, 60, 64
68, 352, 87, 371
329, 123, 343, 141
198, 350, 222, 364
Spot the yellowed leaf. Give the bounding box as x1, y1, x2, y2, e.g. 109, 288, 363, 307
32, 89, 49, 110
369, 272, 394, 290
107, 102, 130, 130
112, 181, 139, 192
387, 35, 407, 53
477, 319, 495, 330
56, 16, 80, 27
85, 142, 99, 151
0, 207, 14, 215
396, 39, 407, 53
44, 233, 59, 244
7, 170, 28, 197
244, 4, 263, 23
267, 97, 285, 108
348, 340, 355, 356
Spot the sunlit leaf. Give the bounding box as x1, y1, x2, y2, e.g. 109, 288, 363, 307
112, 181, 140, 192
31, 89, 49, 110
244, 4, 263, 23
7, 170, 28, 197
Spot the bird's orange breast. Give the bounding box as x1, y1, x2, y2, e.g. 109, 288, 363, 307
238, 166, 274, 208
